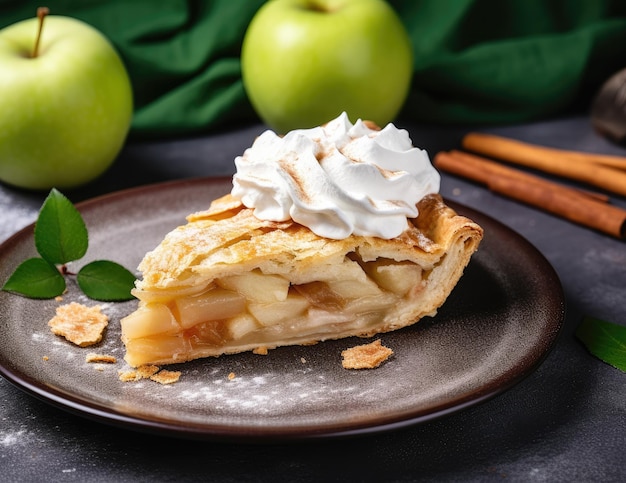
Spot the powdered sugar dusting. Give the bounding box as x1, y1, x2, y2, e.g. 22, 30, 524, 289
0, 429, 35, 448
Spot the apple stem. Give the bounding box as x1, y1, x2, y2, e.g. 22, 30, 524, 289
32, 6, 50, 58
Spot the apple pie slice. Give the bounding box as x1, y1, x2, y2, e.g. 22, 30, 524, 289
120, 193, 483, 367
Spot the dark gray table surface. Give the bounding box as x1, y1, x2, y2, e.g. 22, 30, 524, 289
1, 115, 625, 482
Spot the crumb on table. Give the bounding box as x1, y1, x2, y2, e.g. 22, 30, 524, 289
149, 370, 181, 385
86, 353, 117, 364
118, 370, 140, 382
137, 365, 160, 379
118, 365, 181, 385
341, 339, 394, 369
47, 302, 108, 347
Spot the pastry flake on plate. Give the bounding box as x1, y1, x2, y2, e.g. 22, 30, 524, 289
120, 113, 483, 367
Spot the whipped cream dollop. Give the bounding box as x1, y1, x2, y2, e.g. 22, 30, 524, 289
231, 112, 441, 240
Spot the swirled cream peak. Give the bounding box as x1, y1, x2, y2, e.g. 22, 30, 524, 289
231, 112, 440, 240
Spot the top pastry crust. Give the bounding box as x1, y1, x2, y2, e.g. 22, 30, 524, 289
137, 193, 477, 290
121, 193, 483, 367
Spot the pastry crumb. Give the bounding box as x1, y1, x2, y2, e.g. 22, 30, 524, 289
86, 353, 117, 364
253, 346, 268, 355
42, 356, 49, 361
150, 370, 181, 385
227, 372, 236, 381
48, 302, 108, 347
341, 339, 394, 369
137, 365, 160, 379
55, 296, 63, 302
118, 370, 140, 382
300, 357, 306, 364
119, 365, 180, 384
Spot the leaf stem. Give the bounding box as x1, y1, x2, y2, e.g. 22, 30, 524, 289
59, 265, 76, 277
32, 6, 49, 58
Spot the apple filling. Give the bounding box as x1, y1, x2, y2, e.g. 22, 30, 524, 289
121, 252, 428, 367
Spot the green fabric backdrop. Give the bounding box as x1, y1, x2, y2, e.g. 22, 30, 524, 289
1, 0, 625, 137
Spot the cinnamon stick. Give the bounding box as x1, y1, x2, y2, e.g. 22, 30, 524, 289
462, 132, 626, 197
434, 151, 626, 239
463, 132, 626, 170
447, 150, 610, 203
488, 176, 626, 239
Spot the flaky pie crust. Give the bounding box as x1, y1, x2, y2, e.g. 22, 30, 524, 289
122, 194, 483, 366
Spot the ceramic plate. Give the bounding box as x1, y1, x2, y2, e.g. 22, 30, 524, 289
0, 178, 564, 441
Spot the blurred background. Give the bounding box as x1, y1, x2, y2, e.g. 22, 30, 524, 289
2, 0, 626, 139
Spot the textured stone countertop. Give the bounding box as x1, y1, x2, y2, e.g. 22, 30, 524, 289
1, 116, 624, 482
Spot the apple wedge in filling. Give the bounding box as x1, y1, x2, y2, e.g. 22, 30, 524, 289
121, 194, 483, 367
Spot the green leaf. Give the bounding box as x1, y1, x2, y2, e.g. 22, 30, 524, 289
77, 260, 136, 301
3, 190, 137, 302
2, 258, 66, 299
575, 316, 626, 372
35, 188, 88, 265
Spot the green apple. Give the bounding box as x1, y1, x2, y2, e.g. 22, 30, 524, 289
0, 9, 133, 190
241, 0, 413, 133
